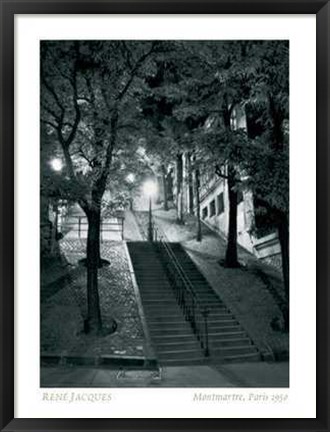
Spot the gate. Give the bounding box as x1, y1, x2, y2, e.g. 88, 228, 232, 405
61, 213, 125, 241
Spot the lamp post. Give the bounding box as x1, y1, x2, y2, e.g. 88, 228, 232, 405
126, 173, 135, 210
49, 158, 63, 253
143, 180, 157, 242
195, 168, 202, 242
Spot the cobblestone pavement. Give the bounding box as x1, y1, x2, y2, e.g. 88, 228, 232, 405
41, 238, 147, 359
134, 209, 289, 359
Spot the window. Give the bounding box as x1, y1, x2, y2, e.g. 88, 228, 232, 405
202, 206, 208, 219
209, 200, 216, 217
217, 193, 224, 215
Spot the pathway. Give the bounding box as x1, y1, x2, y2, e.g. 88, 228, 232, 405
41, 361, 289, 388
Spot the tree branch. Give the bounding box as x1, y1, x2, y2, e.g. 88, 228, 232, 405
66, 64, 81, 146
79, 147, 94, 169
121, 41, 133, 70
215, 165, 228, 180
42, 104, 60, 122
42, 77, 65, 115
41, 119, 58, 130
115, 42, 156, 103
92, 110, 119, 204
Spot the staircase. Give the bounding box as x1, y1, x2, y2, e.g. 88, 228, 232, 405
167, 243, 260, 363
127, 241, 260, 366
127, 242, 205, 365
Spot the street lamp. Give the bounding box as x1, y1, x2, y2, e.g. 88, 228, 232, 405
126, 173, 135, 183
49, 158, 63, 253
126, 173, 135, 210
50, 158, 63, 172
143, 180, 157, 242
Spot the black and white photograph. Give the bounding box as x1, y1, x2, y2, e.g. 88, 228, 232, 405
40, 39, 289, 388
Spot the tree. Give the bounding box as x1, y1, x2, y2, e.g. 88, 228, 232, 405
141, 54, 185, 214
156, 41, 289, 328
169, 41, 254, 265
171, 41, 289, 276
41, 41, 159, 333
141, 47, 208, 224
241, 41, 289, 328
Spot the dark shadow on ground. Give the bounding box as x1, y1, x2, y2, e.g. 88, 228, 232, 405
183, 245, 222, 262
40, 254, 75, 302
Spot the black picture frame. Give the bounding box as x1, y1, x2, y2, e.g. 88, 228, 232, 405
0, 1, 328, 431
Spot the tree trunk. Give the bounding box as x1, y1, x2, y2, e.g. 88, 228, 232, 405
278, 212, 289, 330
268, 93, 284, 151
176, 154, 184, 224
161, 165, 168, 211
222, 104, 239, 267
268, 94, 289, 330
86, 208, 102, 333
195, 169, 202, 242
187, 153, 194, 214
225, 167, 239, 267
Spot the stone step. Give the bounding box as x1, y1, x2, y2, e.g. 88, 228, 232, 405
207, 316, 236, 323
134, 275, 169, 281
209, 337, 252, 348
152, 331, 248, 345
133, 268, 166, 274
147, 317, 193, 325
159, 358, 207, 366
142, 293, 218, 301
157, 348, 205, 360
143, 299, 178, 305
207, 325, 243, 334
145, 305, 230, 314
145, 311, 187, 320
208, 320, 240, 329
147, 318, 238, 329
157, 351, 260, 365
207, 330, 248, 340
128, 241, 260, 365
140, 291, 174, 297
148, 322, 192, 331
219, 352, 261, 364
207, 309, 233, 316
210, 345, 258, 357
190, 301, 226, 307
156, 340, 204, 350
150, 328, 196, 337
152, 334, 199, 343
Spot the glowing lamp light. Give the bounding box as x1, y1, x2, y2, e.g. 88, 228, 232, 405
50, 158, 63, 172
126, 173, 135, 183
143, 180, 157, 197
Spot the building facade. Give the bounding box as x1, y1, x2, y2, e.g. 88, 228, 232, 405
171, 105, 283, 271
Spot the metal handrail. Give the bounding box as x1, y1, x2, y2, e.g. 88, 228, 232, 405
151, 220, 210, 357
60, 215, 124, 240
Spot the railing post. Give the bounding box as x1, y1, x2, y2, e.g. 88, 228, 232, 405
202, 307, 210, 357
148, 197, 153, 242
78, 217, 81, 239
191, 298, 196, 332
